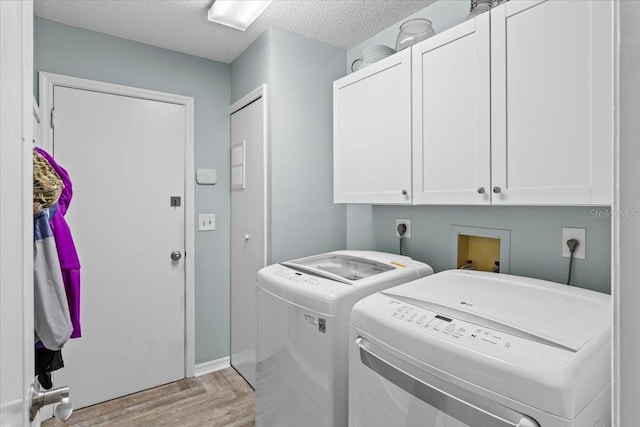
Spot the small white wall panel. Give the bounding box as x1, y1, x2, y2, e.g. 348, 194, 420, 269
231, 141, 246, 189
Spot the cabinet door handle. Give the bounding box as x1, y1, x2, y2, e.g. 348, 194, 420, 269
493, 186, 502, 194
401, 189, 408, 196
477, 187, 485, 194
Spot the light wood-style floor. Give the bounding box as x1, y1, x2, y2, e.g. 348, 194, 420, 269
42, 368, 255, 427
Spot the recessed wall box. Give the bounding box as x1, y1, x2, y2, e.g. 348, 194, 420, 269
450, 225, 511, 273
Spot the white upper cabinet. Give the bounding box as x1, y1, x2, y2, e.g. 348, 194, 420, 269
333, 49, 412, 204
333, 0, 612, 206
412, 13, 491, 205
490, 0, 613, 205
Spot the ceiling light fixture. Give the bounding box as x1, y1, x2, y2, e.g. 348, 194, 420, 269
207, 0, 273, 31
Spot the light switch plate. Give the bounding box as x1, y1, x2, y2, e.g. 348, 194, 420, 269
199, 214, 216, 231
562, 227, 586, 259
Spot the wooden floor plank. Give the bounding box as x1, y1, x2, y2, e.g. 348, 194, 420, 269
42, 368, 255, 427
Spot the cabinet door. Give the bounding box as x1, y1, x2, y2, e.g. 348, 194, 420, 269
491, 0, 613, 205
412, 13, 491, 205
333, 49, 412, 204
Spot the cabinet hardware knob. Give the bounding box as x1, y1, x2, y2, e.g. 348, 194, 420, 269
477, 187, 485, 194
401, 189, 408, 196
493, 186, 501, 194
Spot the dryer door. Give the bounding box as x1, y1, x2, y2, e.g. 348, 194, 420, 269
349, 337, 540, 427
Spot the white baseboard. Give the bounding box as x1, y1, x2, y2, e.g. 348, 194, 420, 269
195, 357, 231, 377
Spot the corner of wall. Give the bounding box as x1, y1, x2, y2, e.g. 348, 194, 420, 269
267, 28, 347, 261
230, 29, 273, 104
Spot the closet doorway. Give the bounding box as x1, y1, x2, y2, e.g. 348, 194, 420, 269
39, 73, 195, 410
230, 86, 268, 388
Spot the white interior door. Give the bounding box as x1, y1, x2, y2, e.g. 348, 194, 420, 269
231, 91, 267, 388
0, 1, 33, 425
51, 85, 186, 409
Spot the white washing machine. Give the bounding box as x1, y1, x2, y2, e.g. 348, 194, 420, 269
349, 270, 611, 427
254, 250, 434, 427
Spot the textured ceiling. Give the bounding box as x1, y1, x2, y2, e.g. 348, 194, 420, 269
34, 0, 435, 64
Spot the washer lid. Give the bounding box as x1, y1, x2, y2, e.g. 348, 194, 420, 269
282, 253, 394, 285
384, 270, 611, 352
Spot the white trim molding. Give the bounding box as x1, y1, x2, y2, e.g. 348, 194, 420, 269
0, 1, 34, 424
612, 2, 621, 424
38, 72, 196, 379
229, 84, 266, 114
195, 357, 231, 377
32, 96, 41, 123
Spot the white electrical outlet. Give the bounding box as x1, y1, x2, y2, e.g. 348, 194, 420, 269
562, 227, 586, 259
199, 214, 216, 231
395, 218, 412, 238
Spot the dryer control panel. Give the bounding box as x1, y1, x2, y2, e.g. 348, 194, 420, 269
364, 294, 573, 370
389, 303, 513, 349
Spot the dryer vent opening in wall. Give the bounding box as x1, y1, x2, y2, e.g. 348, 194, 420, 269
457, 235, 500, 272
451, 225, 511, 274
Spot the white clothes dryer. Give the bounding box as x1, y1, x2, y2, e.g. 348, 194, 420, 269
254, 250, 434, 427
349, 270, 612, 427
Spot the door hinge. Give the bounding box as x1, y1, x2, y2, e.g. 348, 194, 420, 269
50, 109, 56, 128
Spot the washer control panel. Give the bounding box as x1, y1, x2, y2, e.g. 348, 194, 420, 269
269, 265, 321, 286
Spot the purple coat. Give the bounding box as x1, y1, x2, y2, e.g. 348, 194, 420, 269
35, 147, 82, 338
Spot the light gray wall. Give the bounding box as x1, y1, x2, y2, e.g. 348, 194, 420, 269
345, 2, 612, 294
231, 30, 272, 104
372, 206, 611, 293
269, 28, 347, 262
34, 18, 231, 364
231, 27, 347, 264
617, 1, 640, 423
347, 205, 375, 249
231, 29, 274, 260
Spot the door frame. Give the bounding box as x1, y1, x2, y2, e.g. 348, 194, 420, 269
229, 84, 269, 267
39, 72, 196, 377
0, 0, 33, 424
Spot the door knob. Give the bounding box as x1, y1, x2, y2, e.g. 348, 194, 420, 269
55, 397, 74, 421
170, 251, 182, 261
30, 384, 73, 422
244, 234, 251, 241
